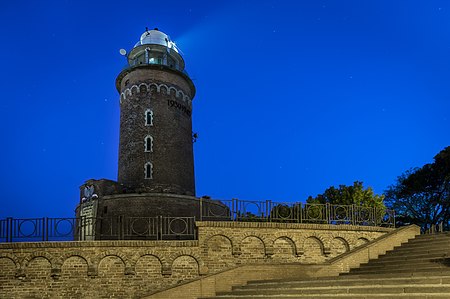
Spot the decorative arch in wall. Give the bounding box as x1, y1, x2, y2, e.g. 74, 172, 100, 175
120, 82, 192, 106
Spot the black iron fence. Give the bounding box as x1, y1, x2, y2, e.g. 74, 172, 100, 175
0, 200, 395, 243
200, 198, 395, 227
0, 216, 196, 242
424, 222, 449, 234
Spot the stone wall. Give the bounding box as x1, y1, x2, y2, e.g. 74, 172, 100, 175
0, 221, 391, 298
148, 225, 420, 299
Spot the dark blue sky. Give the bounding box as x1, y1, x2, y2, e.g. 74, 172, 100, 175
0, 0, 449, 218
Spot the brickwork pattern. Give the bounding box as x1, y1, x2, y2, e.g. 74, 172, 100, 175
0, 222, 390, 298
116, 66, 196, 196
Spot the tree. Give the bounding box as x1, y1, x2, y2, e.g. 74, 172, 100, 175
305, 181, 387, 225
384, 146, 450, 230
306, 181, 385, 210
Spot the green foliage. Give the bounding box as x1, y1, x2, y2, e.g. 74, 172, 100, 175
236, 211, 263, 222
384, 146, 450, 230
306, 181, 386, 210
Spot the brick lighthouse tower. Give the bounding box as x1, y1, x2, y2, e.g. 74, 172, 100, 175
75, 28, 219, 239
116, 28, 196, 195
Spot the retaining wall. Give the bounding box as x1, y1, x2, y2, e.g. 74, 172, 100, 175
0, 221, 392, 298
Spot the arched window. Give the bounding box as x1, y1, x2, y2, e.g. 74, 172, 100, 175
144, 135, 153, 152
144, 162, 153, 179
145, 109, 153, 126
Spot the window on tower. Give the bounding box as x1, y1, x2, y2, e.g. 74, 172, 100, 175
145, 109, 153, 126
136, 53, 146, 65
144, 162, 153, 179
144, 135, 153, 152
149, 57, 163, 65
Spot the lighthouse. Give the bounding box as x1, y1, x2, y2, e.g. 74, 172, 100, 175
76, 28, 209, 238
116, 28, 196, 195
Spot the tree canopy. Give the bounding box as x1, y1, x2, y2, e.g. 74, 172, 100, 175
384, 146, 450, 230
306, 181, 385, 210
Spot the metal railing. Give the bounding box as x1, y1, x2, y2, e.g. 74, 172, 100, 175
0, 216, 196, 243
0, 200, 395, 243
123, 60, 190, 77
424, 222, 448, 234
200, 198, 395, 227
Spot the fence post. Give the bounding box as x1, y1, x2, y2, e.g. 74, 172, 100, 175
232, 198, 238, 221
373, 207, 377, 226
299, 203, 303, 224
44, 217, 49, 241
118, 216, 124, 240
351, 205, 356, 225
326, 203, 330, 224
199, 197, 203, 221
77, 216, 81, 241
6, 217, 12, 242
78, 216, 83, 241
372, 207, 383, 226
83, 215, 88, 241
267, 200, 271, 222
193, 217, 197, 240
159, 216, 163, 241
40, 217, 44, 241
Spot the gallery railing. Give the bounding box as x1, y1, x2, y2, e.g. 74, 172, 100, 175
0, 216, 196, 243
424, 222, 449, 234
0, 200, 394, 243
200, 198, 395, 227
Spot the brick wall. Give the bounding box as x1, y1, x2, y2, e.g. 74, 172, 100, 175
0, 222, 392, 298
116, 66, 196, 195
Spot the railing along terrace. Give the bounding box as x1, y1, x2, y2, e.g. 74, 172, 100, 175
0, 216, 196, 243
424, 222, 449, 234
200, 198, 395, 227
0, 201, 394, 243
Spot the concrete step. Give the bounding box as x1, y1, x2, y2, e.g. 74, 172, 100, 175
384, 243, 450, 252
406, 239, 450, 245
200, 234, 450, 299
247, 274, 450, 285
400, 232, 450, 242
200, 295, 450, 299
370, 259, 449, 267
347, 267, 450, 275
374, 251, 450, 261
412, 232, 450, 237
216, 284, 450, 296
361, 257, 450, 266
365, 256, 448, 266
408, 233, 450, 240
385, 244, 450, 253
241, 276, 450, 289
392, 240, 450, 248
351, 261, 450, 272
357, 260, 450, 270
340, 270, 450, 279
401, 238, 450, 245
401, 235, 450, 241
371, 252, 449, 260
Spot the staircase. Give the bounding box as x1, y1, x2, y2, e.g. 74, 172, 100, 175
200, 233, 450, 299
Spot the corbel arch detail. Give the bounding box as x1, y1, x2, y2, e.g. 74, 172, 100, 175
120, 82, 192, 106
